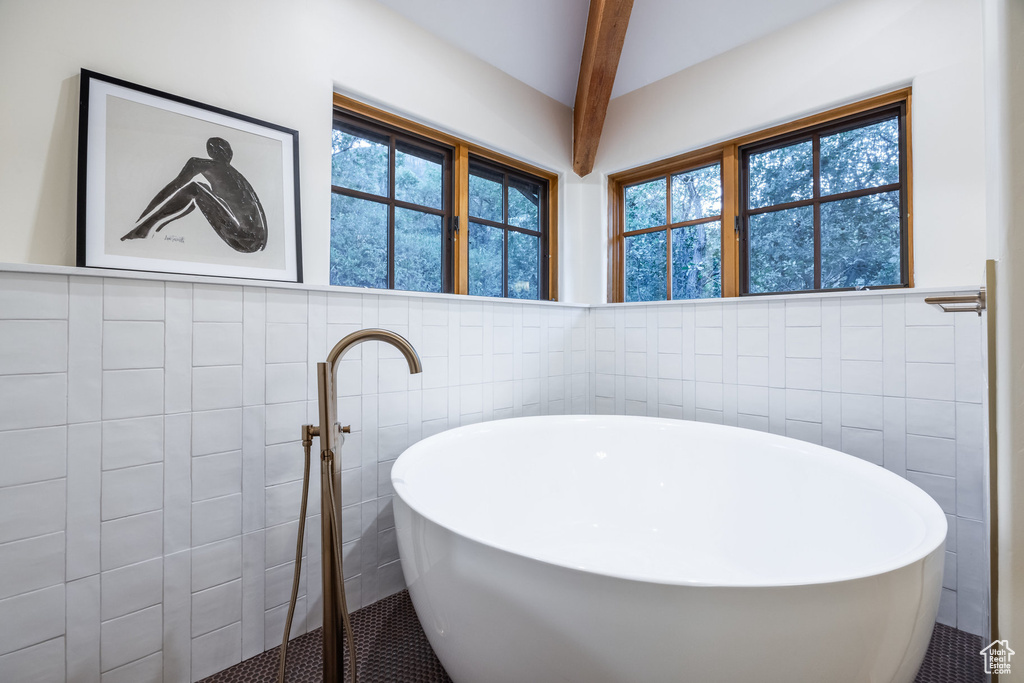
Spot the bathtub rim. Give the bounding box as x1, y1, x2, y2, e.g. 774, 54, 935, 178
391, 414, 948, 589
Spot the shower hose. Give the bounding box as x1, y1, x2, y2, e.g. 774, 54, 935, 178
277, 425, 358, 683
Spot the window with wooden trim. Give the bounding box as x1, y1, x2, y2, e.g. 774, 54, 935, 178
621, 162, 723, 301
467, 158, 549, 299
331, 111, 453, 292
608, 90, 912, 302
741, 103, 907, 294
331, 96, 558, 300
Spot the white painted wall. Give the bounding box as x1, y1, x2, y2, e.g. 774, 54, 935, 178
567, 0, 987, 303
0, 0, 993, 304
0, 0, 572, 288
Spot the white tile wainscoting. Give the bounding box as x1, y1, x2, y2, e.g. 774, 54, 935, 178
591, 291, 988, 637
0, 266, 987, 682
0, 269, 589, 683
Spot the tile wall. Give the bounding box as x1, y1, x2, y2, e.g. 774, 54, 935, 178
0, 270, 588, 682
0, 268, 988, 682
591, 292, 987, 636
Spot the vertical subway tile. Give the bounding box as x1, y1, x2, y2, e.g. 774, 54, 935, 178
821, 391, 842, 451
768, 387, 786, 435
67, 421, 100, 580
241, 530, 266, 660
956, 517, 987, 636
242, 405, 267, 534
67, 574, 101, 683
308, 291, 327, 399
821, 299, 841, 392
165, 282, 193, 414
882, 397, 907, 478
954, 312, 984, 404
163, 549, 191, 683
164, 413, 192, 556
68, 276, 103, 423
767, 301, 785, 388
955, 402, 985, 522
882, 295, 906, 396
242, 287, 267, 407
722, 304, 737, 385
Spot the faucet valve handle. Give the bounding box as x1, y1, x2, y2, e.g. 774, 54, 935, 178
340, 425, 351, 434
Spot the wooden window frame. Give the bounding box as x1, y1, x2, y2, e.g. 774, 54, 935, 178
331, 110, 454, 292
608, 88, 913, 302
466, 157, 550, 299
333, 94, 560, 300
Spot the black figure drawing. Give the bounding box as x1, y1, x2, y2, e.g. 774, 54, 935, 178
121, 137, 268, 253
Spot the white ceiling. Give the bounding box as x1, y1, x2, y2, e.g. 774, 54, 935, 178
376, 0, 848, 107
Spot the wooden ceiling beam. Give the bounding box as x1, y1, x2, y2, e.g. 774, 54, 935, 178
572, 0, 633, 177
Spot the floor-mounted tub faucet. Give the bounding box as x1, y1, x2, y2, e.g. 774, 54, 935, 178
278, 329, 422, 683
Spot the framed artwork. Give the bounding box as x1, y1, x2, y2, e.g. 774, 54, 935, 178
77, 69, 302, 282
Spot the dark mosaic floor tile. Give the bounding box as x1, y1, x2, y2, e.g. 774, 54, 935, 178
201, 590, 982, 683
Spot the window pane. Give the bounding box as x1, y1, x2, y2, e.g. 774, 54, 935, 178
331, 124, 389, 197
469, 167, 503, 222
508, 231, 539, 300
671, 164, 721, 222
672, 221, 721, 300
395, 143, 443, 209
468, 222, 503, 297
748, 206, 814, 293
508, 178, 540, 231
625, 178, 667, 231
821, 191, 901, 289
625, 231, 667, 302
394, 208, 442, 293
748, 141, 813, 209
330, 194, 388, 288
820, 118, 900, 196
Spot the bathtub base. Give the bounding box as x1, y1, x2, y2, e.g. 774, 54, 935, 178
397, 498, 943, 683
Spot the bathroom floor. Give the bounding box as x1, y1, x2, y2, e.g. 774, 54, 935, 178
200, 590, 983, 683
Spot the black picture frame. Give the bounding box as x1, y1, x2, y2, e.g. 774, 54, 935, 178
77, 69, 302, 282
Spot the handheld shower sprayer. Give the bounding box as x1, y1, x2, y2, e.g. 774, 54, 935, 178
277, 329, 422, 683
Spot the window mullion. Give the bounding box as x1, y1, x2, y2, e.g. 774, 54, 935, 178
812, 134, 821, 291
388, 136, 397, 289
454, 144, 470, 295
665, 174, 672, 300
666, 227, 673, 301
721, 146, 739, 297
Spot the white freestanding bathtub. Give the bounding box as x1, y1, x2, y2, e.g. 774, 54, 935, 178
391, 415, 946, 683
